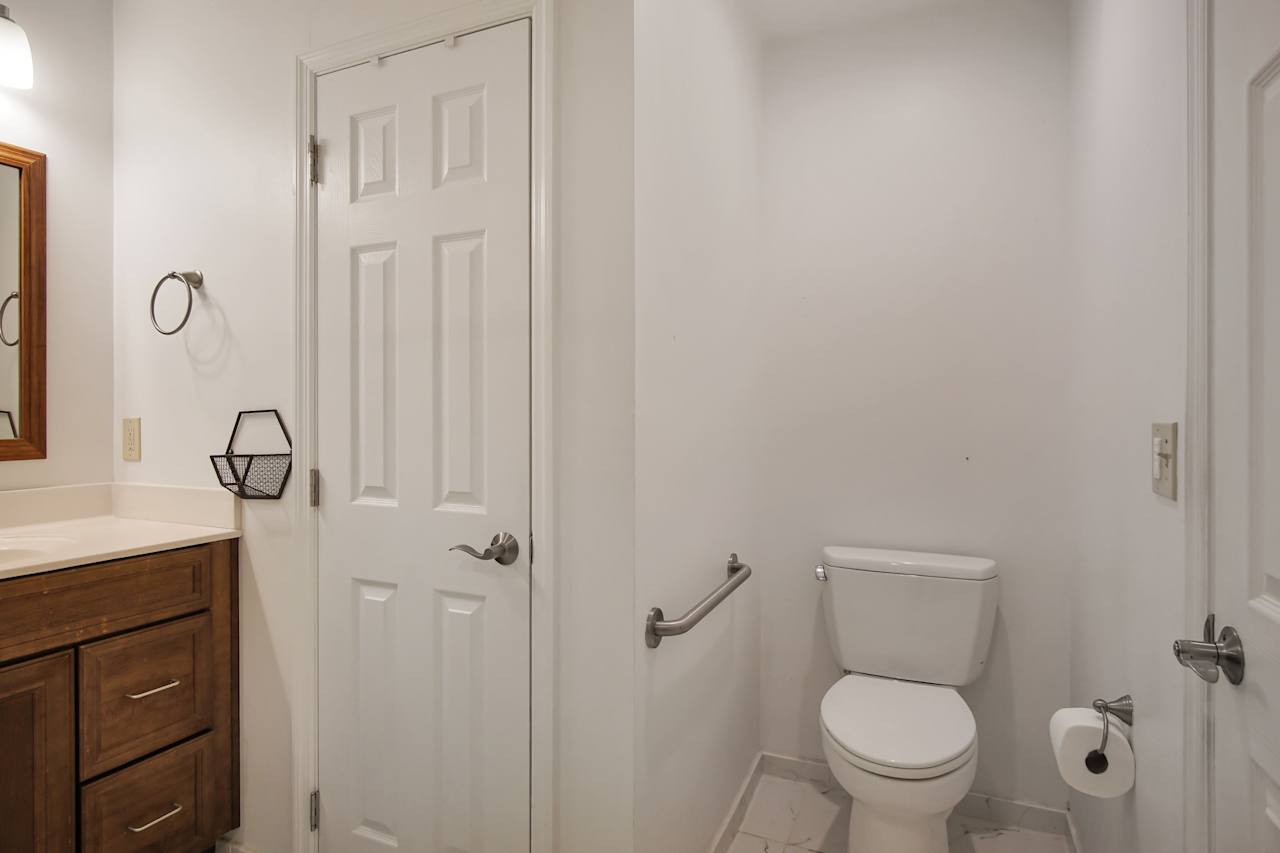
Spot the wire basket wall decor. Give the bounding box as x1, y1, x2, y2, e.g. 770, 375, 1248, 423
209, 409, 293, 500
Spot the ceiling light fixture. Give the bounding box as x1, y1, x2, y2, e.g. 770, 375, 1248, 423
0, 5, 33, 90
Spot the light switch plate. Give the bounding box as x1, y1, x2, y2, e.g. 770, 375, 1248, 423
1152, 422, 1177, 500
122, 417, 141, 462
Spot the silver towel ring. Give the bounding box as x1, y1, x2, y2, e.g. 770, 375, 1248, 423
150, 270, 204, 335
0, 291, 17, 347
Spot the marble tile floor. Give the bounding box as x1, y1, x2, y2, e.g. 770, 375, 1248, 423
727, 773, 1070, 853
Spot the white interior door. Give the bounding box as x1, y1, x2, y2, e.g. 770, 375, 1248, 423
316, 20, 531, 853
1209, 3, 1280, 851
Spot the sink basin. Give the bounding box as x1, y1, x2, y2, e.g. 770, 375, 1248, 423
0, 535, 75, 567
0, 548, 53, 565
0, 534, 74, 554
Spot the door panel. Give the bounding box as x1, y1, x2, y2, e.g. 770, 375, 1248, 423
1210, 3, 1280, 850
0, 651, 74, 853
316, 20, 531, 853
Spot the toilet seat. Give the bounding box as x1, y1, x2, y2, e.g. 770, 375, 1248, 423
820, 673, 977, 781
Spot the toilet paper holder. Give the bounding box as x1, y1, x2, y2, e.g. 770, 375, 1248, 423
1086, 694, 1133, 774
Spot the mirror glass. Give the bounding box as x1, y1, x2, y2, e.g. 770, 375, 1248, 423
0, 140, 44, 460
0, 163, 18, 439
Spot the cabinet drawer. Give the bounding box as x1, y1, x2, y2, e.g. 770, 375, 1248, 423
0, 546, 212, 663
79, 614, 214, 779
81, 733, 216, 853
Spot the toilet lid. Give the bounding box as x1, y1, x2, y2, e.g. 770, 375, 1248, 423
821, 674, 976, 778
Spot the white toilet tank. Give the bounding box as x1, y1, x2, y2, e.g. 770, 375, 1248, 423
819, 546, 999, 687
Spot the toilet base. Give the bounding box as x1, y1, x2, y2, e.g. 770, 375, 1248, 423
847, 799, 949, 853
821, 724, 975, 853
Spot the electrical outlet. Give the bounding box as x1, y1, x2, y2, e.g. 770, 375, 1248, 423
122, 417, 141, 462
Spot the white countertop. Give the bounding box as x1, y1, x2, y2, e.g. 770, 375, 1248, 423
0, 514, 240, 580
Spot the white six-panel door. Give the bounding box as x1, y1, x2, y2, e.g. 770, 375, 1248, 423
316, 20, 531, 853
1209, 3, 1280, 851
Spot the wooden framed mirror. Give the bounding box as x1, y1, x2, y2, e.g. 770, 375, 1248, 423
0, 141, 46, 461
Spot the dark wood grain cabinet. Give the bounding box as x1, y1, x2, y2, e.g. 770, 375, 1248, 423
0, 651, 75, 853
0, 540, 239, 853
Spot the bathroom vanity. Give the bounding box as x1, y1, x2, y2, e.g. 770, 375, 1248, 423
0, 535, 239, 852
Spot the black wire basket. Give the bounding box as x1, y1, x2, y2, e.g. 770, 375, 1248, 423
209, 409, 293, 500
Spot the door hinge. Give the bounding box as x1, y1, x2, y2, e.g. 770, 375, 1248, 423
529, 532, 534, 565
309, 468, 320, 507
308, 134, 320, 185
309, 789, 319, 831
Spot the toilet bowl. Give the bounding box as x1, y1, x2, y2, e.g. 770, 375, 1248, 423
815, 545, 998, 853
820, 674, 977, 853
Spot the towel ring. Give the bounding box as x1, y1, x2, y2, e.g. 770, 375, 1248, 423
0, 291, 17, 347
150, 270, 204, 335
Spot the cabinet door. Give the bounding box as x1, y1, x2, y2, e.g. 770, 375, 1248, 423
0, 650, 74, 853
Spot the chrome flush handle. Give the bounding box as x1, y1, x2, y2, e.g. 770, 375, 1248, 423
449, 532, 520, 566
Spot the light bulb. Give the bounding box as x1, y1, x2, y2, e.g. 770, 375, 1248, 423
0, 5, 33, 90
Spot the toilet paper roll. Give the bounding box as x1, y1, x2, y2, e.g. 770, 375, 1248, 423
1050, 707, 1135, 798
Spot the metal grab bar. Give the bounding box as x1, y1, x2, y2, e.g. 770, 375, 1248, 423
645, 553, 752, 648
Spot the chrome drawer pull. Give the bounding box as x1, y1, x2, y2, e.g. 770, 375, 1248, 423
128, 802, 182, 833
126, 678, 180, 700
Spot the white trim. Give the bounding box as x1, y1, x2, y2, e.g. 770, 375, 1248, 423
708, 752, 1074, 852
291, 44, 320, 853
528, 3, 557, 852
217, 841, 259, 853
292, 4, 556, 852
1184, 2, 1212, 852
759, 752, 835, 786
707, 752, 767, 853
954, 793, 1070, 836
1066, 809, 1084, 853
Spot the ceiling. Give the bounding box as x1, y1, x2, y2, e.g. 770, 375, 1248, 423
742, 0, 968, 42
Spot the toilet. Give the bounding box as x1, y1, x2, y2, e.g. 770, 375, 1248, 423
816, 546, 999, 853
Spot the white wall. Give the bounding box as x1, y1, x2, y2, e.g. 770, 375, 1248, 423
0, 0, 113, 489
555, 0, 637, 850
1066, 2, 1187, 851
750, 0, 1073, 809
111, 1, 637, 851
634, 1, 761, 851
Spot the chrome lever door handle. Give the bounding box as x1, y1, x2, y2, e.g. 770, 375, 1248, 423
449, 532, 519, 566
1173, 613, 1245, 685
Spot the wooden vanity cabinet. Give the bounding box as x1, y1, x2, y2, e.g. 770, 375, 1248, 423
0, 539, 239, 853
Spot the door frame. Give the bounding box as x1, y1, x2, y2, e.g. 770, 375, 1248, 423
1184, 0, 1211, 850
291, 4, 557, 852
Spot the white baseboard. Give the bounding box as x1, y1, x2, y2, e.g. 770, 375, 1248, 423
955, 791, 1071, 836
1066, 809, 1084, 853
218, 842, 257, 853
708, 752, 767, 853
759, 752, 835, 786
710, 751, 1075, 853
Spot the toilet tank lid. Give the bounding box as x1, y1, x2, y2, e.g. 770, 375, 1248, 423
822, 546, 997, 581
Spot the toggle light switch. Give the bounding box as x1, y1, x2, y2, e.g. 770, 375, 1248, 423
1152, 422, 1177, 500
